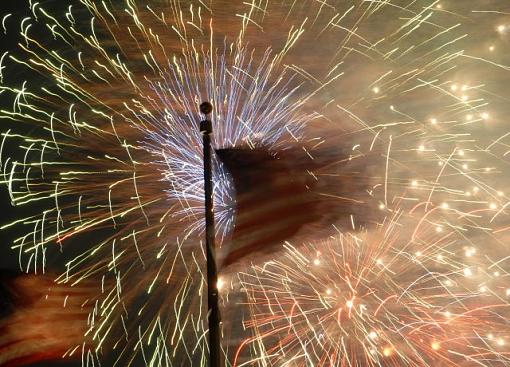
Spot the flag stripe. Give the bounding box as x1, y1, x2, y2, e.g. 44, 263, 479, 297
216, 147, 321, 267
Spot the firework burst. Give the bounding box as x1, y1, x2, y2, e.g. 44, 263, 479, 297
0, 0, 509, 366
236, 210, 510, 366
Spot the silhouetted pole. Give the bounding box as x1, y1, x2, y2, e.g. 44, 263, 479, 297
200, 101, 221, 367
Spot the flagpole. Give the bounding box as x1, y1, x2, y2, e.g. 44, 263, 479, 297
200, 101, 221, 367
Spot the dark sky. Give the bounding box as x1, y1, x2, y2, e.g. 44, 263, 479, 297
0, 3, 32, 269
0, 1, 76, 268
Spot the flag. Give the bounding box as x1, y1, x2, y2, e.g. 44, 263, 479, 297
0, 272, 94, 367
216, 147, 322, 267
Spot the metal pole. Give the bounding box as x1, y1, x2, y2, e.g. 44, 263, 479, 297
200, 101, 221, 367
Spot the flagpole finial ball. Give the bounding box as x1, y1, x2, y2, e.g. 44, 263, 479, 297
200, 101, 213, 115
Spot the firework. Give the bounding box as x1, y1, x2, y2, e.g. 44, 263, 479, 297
0, 0, 509, 366
236, 210, 510, 366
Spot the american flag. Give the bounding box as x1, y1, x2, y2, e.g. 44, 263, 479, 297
216, 147, 323, 267
0, 273, 94, 367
